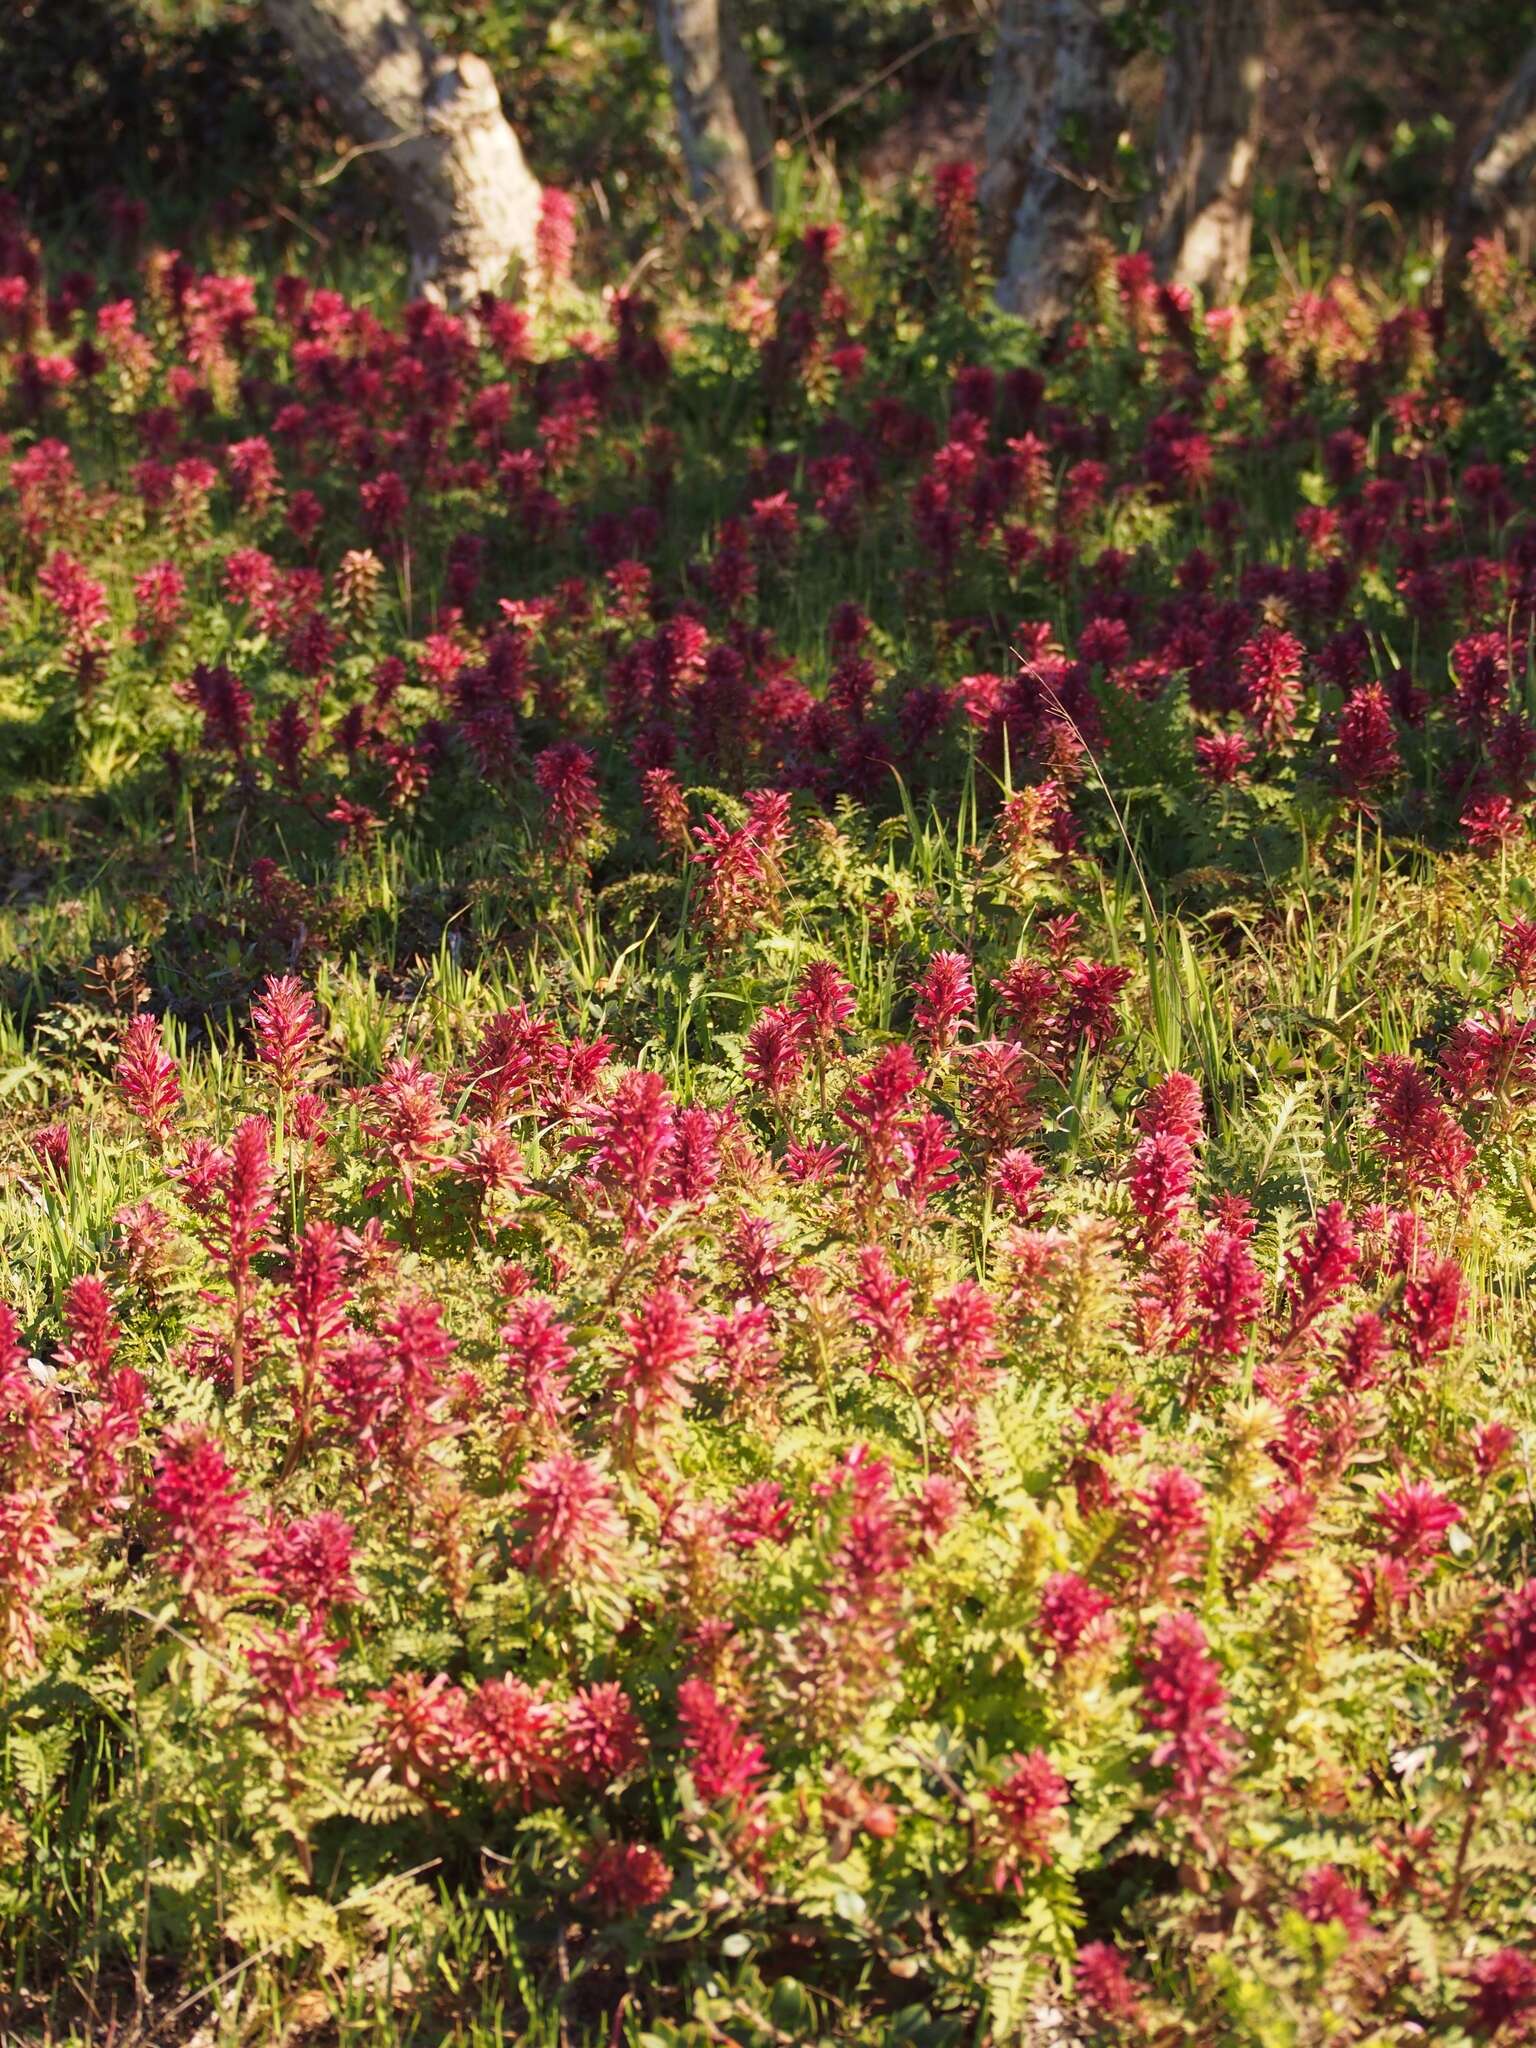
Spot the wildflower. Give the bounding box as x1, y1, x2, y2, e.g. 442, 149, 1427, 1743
1240, 626, 1306, 743
677, 1677, 769, 1816
0, 1491, 57, 1673
783, 1138, 845, 1182
691, 790, 791, 957
359, 470, 407, 542
222, 547, 276, 607
533, 741, 601, 869
1067, 1390, 1144, 1514
1499, 917, 1536, 991
150, 1426, 254, 1607
576, 1839, 672, 1916
1336, 1308, 1391, 1390
63, 1356, 145, 1538
1136, 1236, 1197, 1354
1128, 1129, 1196, 1250
562, 1682, 646, 1785
992, 1146, 1045, 1221
1451, 632, 1509, 736
320, 1295, 455, 1485
106, 1203, 174, 1310
987, 1750, 1068, 1888
1284, 1201, 1358, 1335
1037, 1571, 1113, 1659
276, 1221, 352, 1425
175, 661, 252, 757
333, 547, 383, 626
1464, 1948, 1536, 2038
1475, 1421, 1518, 1478
56, 1275, 120, 1383
457, 1123, 528, 1219
1295, 1864, 1372, 1939
131, 560, 186, 646
726, 1479, 794, 1550
667, 1105, 720, 1203
460, 1004, 558, 1119
615, 1286, 698, 1446
997, 781, 1064, 885
1137, 1610, 1235, 1816
115, 1014, 181, 1149
641, 765, 692, 856
1131, 1467, 1207, 1594
328, 797, 380, 853
993, 957, 1059, 1046
932, 159, 978, 270
1233, 1485, 1316, 1585
1440, 1009, 1536, 1114
1136, 1071, 1205, 1146
382, 1293, 456, 1465
39, 550, 110, 675
1366, 1055, 1476, 1197
28, 1122, 70, 1184
513, 1452, 628, 1588
1192, 1228, 1265, 1359
750, 490, 798, 559
900, 1110, 962, 1210
838, 1042, 924, 1216
359, 1056, 459, 1202
918, 1278, 999, 1396
1074, 1942, 1144, 2023
703, 1300, 778, 1412
500, 1294, 572, 1437
0, 1302, 68, 1490
245, 1619, 342, 1751
536, 187, 577, 289
912, 950, 975, 1054
1399, 1254, 1466, 1370
588, 1068, 676, 1243
1058, 959, 1132, 1052
361, 1671, 470, 1795
744, 1003, 807, 1102
1375, 1480, 1462, 1566
173, 1116, 277, 1395
1194, 729, 1255, 784
250, 974, 322, 1099
1336, 682, 1402, 805
1460, 1579, 1536, 1767
960, 1040, 1038, 1150
257, 1509, 360, 1617
1464, 795, 1527, 855
848, 1246, 913, 1371
464, 1676, 566, 1809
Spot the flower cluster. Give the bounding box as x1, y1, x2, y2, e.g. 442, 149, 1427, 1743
3, 185, 1536, 2043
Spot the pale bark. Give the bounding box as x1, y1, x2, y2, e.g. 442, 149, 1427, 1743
267, 0, 542, 304
656, 0, 773, 230
1457, 40, 1536, 262
1144, 0, 1265, 302
982, 0, 1123, 327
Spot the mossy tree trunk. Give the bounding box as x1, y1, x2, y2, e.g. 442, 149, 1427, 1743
267, 0, 542, 304
1457, 39, 1536, 261
1144, 0, 1266, 302
655, 0, 774, 229
982, 0, 1124, 327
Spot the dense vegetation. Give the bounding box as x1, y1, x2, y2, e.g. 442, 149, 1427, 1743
5, 157, 1536, 2044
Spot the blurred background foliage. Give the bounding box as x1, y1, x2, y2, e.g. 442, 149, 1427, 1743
3, 0, 1536, 291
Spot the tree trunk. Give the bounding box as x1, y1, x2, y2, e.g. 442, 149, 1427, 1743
1144, 0, 1265, 302
1457, 40, 1536, 262
267, 0, 542, 305
655, 0, 773, 230
981, 0, 1123, 327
